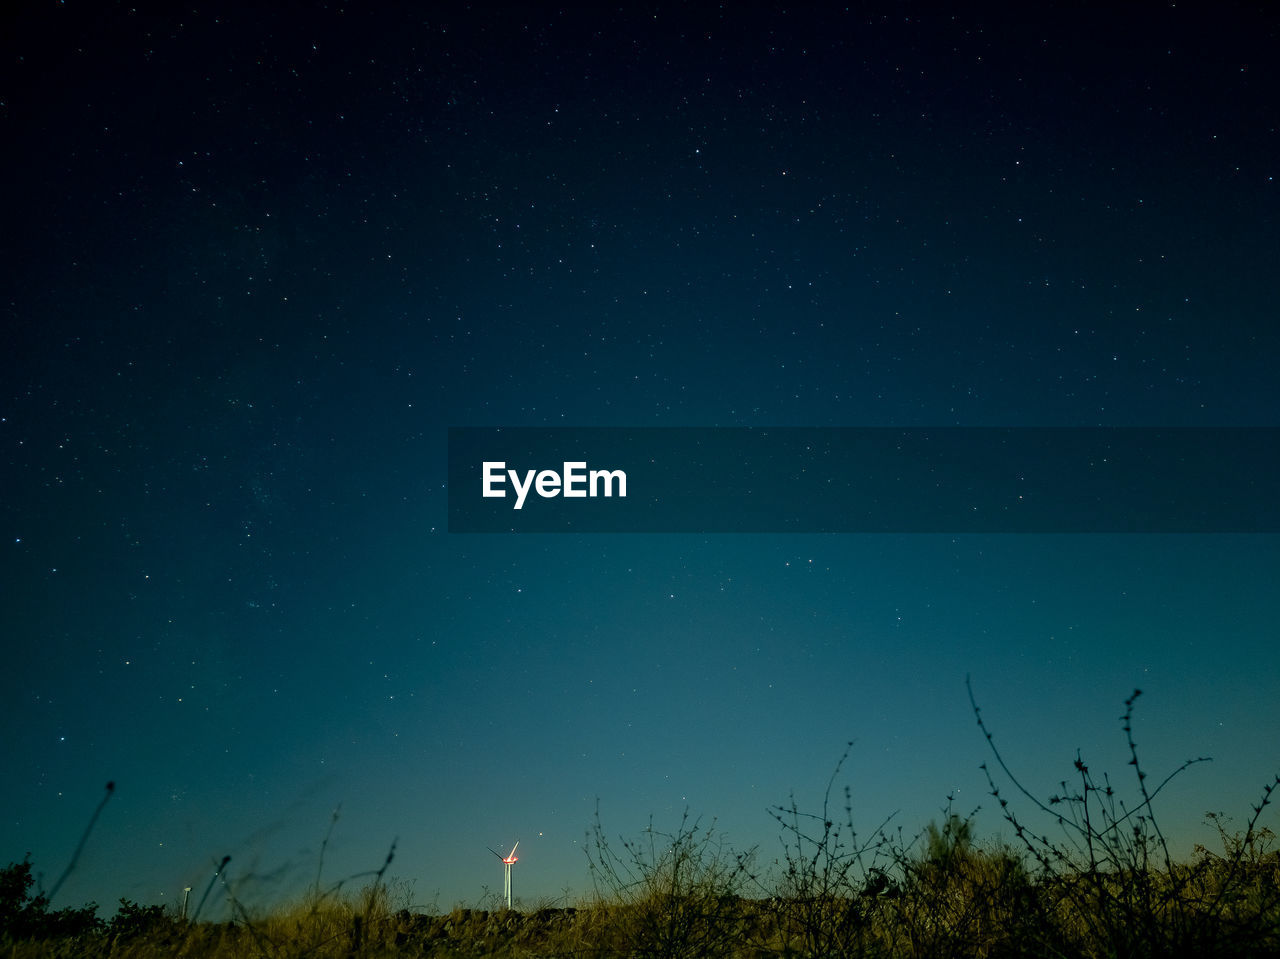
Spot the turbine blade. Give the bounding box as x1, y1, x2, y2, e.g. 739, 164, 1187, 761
487, 847, 504, 859
508, 841, 519, 858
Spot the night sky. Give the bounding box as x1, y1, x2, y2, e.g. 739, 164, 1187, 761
2, 2, 1278, 915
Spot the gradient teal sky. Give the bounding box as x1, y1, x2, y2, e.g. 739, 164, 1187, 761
2, 2, 1277, 915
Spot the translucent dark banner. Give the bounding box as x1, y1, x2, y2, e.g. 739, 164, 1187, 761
447, 428, 1279, 533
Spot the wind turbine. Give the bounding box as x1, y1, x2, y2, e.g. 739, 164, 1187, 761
487, 841, 519, 909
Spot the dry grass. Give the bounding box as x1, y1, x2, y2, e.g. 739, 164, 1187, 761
5, 687, 1277, 958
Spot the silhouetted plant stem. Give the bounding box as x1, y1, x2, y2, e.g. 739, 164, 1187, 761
46, 780, 114, 903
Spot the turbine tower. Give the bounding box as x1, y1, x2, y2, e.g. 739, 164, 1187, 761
488, 841, 519, 909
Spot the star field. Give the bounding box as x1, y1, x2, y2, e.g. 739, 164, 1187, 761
1, 2, 1277, 914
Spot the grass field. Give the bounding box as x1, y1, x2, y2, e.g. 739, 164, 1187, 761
5, 687, 1277, 958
